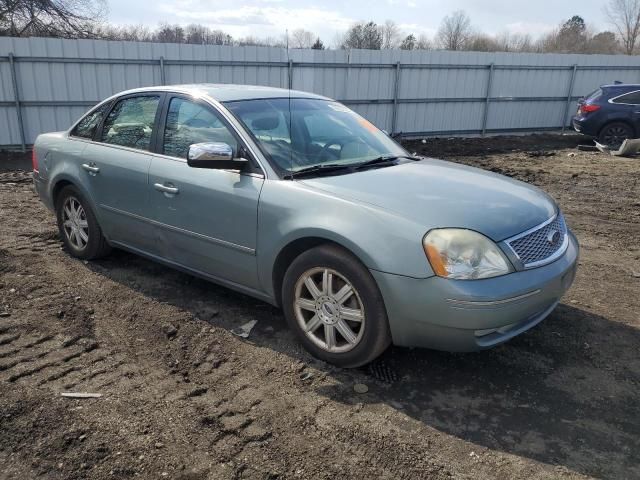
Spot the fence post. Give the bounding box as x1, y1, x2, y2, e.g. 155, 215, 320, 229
8, 53, 26, 152
288, 59, 293, 90
391, 61, 401, 136
481, 63, 494, 136
562, 64, 578, 133
344, 49, 351, 101
159, 56, 166, 85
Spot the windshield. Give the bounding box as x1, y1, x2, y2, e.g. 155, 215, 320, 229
224, 98, 407, 173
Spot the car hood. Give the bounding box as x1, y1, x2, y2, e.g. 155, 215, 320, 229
299, 158, 557, 241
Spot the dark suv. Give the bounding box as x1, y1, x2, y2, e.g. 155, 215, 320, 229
572, 83, 640, 148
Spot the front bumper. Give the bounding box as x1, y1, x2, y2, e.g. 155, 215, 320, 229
372, 230, 579, 352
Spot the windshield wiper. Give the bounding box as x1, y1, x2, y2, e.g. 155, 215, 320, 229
285, 155, 420, 179
285, 163, 355, 179
354, 154, 419, 170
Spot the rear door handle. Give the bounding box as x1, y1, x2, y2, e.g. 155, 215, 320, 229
154, 183, 179, 195
81, 163, 100, 174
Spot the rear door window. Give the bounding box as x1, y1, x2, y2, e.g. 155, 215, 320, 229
100, 95, 160, 151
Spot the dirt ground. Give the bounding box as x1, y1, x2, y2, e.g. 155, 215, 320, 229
0, 134, 638, 480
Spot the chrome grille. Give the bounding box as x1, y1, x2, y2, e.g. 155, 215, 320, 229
507, 214, 567, 268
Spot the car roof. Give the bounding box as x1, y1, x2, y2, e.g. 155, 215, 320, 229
112, 84, 330, 103
602, 83, 640, 90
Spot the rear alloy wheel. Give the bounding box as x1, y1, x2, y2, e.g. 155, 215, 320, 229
598, 122, 634, 149
56, 185, 111, 260
61, 196, 89, 251
282, 244, 391, 368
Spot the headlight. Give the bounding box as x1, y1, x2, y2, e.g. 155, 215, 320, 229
423, 229, 513, 280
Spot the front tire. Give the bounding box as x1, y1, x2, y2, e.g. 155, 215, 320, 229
55, 185, 111, 260
282, 244, 391, 368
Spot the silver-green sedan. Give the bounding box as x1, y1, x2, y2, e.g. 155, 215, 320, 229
33, 84, 579, 367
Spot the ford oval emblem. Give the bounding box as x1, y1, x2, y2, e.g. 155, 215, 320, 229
547, 230, 561, 246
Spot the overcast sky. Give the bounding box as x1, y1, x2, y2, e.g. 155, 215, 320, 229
106, 0, 608, 44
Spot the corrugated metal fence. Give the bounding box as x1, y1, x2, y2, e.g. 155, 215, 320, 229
2, 36, 640, 149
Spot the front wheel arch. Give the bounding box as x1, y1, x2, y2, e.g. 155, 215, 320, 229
281, 243, 391, 367
272, 237, 367, 308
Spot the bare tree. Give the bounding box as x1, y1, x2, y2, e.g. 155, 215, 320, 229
238, 35, 285, 47
588, 30, 620, 53
381, 20, 402, 49
494, 32, 534, 52
153, 24, 185, 44
185, 24, 208, 44
416, 34, 432, 50
290, 29, 315, 49
184, 24, 232, 45
97, 24, 153, 42
398, 33, 432, 50
467, 33, 500, 51
605, 0, 640, 54
437, 10, 473, 50
0, 0, 106, 37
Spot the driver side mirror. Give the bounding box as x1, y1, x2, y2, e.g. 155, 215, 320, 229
187, 142, 248, 170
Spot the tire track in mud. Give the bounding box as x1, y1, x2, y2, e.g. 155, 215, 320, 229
1, 232, 62, 254
0, 170, 32, 184
0, 327, 146, 396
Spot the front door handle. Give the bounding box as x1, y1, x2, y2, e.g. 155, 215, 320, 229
154, 183, 179, 195
81, 163, 100, 174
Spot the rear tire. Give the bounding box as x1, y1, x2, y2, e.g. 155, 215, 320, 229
598, 122, 634, 149
282, 244, 391, 368
55, 185, 111, 260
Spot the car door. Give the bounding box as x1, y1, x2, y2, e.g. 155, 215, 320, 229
148, 94, 265, 289
81, 93, 163, 253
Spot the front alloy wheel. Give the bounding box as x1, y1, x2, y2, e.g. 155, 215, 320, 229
294, 267, 365, 353
282, 244, 391, 368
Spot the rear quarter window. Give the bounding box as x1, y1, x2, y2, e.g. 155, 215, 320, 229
70, 103, 110, 139
585, 88, 603, 102
611, 90, 640, 105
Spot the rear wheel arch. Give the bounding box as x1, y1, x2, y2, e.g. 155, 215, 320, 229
598, 119, 636, 140
52, 179, 74, 208
51, 178, 99, 216
55, 184, 111, 259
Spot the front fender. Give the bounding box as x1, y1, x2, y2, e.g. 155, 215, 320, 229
256, 179, 435, 298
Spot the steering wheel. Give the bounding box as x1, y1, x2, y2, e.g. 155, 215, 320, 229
317, 137, 366, 161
